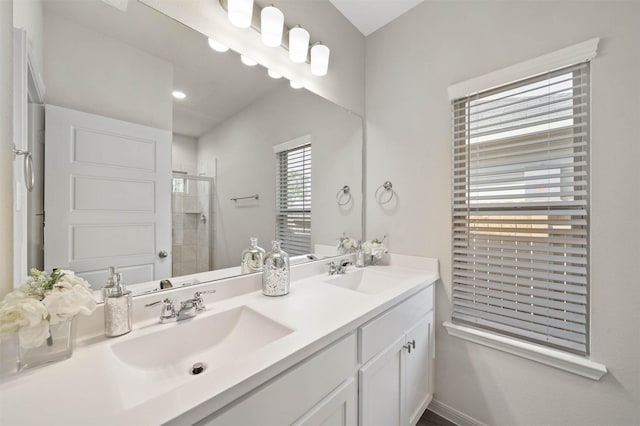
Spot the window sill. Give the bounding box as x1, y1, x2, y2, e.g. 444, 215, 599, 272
443, 321, 607, 380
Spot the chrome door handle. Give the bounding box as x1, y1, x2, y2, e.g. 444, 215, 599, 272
403, 340, 416, 353
158, 250, 169, 258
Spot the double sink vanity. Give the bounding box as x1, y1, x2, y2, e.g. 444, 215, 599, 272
0, 254, 438, 425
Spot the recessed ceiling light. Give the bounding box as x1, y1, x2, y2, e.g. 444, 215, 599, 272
268, 69, 282, 79
290, 80, 303, 89
172, 90, 187, 99
240, 55, 258, 66
207, 38, 229, 53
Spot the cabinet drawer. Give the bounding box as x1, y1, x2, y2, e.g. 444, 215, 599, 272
358, 285, 433, 364
201, 332, 357, 426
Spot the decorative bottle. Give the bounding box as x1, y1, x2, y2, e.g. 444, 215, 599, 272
337, 233, 347, 255
262, 240, 290, 297
355, 240, 365, 268
241, 237, 266, 274
103, 267, 132, 337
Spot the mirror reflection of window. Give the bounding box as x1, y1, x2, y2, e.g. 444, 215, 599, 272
276, 142, 312, 255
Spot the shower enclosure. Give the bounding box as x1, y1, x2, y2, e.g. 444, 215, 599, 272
171, 174, 214, 276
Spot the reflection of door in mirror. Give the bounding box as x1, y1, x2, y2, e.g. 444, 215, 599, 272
44, 105, 172, 290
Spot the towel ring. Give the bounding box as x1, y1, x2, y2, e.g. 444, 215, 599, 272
336, 185, 352, 206
375, 181, 394, 205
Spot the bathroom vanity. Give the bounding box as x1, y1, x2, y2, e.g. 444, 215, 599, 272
0, 254, 438, 426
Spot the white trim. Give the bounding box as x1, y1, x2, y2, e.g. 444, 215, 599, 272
447, 37, 599, 100
428, 399, 487, 426
273, 134, 311, 154
443, 322, 607, 381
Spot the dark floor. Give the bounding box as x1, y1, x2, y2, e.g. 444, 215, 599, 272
417, 409, 457, 426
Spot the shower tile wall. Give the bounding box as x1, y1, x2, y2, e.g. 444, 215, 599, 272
172, 178, 212, 276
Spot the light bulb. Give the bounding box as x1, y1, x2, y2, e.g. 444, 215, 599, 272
289, 26, 310, 63
268, 69, 282, 79
228, 0, 253, 29
172, 90, 186, 99
207, 38, 229, 53
311, 44, 330, 76
240, 55, 258, 66
261, 6, 284, 47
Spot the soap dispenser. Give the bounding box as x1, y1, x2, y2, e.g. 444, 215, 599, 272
103, 267, 132, 337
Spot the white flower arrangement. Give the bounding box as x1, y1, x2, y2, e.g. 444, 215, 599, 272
0, 269, 96, 348
362, 237, 388, 260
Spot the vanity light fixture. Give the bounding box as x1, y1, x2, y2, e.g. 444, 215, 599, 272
240, 55, 258, 66
219, 0, 330, 75
208, 37, 229, 52
227, 0, 254, 28
172, 90, 187, 99
289, 25, 310, 63
261, 5, 284, 47
289, 80, 303, 89
310, 42, 330, 77
268, 69, 282, 79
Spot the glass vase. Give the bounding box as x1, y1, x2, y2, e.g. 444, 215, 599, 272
262, 240, 290, 296
17, 318, 76, 371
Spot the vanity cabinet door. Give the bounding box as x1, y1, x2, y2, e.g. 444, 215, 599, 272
358, 311, 434, 426
404, 312, 433, 426
358, 335, 406, 426
293, 377, 357, 426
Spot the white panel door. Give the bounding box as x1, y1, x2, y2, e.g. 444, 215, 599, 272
44, 104, 172, 289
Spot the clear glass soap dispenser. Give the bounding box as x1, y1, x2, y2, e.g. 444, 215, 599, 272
262, 241, 290, 296
241, 237, 266, 274
103, 267, 132, 337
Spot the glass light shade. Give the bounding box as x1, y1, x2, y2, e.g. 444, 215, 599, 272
207, 37, 229, 53
261, 6, 284, 47
290, 80, 303, 89
289, 26, 310, 63
228, 0, 253, 28
311, 44, 330, 76
240, 55, 258, 66
268, 69, 282, 79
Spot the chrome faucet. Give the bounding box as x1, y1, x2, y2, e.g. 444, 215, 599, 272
327, 259, 352, 275
145, 289, 217, 323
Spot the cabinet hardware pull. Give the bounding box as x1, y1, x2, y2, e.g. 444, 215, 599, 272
403, 340, 416, 353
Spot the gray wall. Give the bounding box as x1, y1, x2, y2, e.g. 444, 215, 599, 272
365, 1, 640, 425
172, 133, 198, 175
198, 87, 362, 269
0, 1, 13, 298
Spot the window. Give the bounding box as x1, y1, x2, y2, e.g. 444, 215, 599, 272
275, 141, 311, 255
451, 63, 590, 355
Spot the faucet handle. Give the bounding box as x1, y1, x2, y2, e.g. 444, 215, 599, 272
326, 261, 338, 275
193, 289, 217, 312
145, 298, 176, 323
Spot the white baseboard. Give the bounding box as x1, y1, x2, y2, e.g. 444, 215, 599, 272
428, 398, 487, 426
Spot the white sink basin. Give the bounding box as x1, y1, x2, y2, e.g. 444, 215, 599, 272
323, 268, 412, 295
110, 306, 293, 407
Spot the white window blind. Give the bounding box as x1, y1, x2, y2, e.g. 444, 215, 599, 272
452, 63, 590, 355
276, 143, 311, 255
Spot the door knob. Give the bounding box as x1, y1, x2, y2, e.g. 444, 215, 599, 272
158, 250, 169, 258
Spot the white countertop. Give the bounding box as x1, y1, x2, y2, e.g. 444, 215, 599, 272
0, 254, 438, 425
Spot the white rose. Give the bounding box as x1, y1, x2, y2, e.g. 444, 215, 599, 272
59, 270, 92, 289
0, 297, 49, 345
44, 284, 96, 324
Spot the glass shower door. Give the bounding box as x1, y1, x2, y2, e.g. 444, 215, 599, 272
171, 174, 213, 276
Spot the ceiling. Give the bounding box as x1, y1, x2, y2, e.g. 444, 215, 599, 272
44, 0, 286, 138
328, 0, 424, 36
